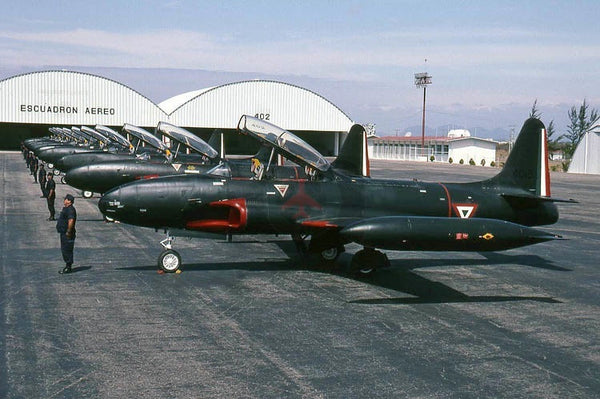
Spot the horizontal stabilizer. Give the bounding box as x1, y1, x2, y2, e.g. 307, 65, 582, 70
501, 193, 578, 204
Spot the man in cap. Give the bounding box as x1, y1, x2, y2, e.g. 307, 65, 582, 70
45, 173, 56, 220
38, 163, 47, 198
56, 194, 77, 274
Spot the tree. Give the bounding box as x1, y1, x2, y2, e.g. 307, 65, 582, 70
563, 99, 600, 158
529, 99, 541, 119
546, 120, 560, 152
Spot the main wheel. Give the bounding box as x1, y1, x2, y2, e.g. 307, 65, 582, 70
320, 244, 345, 262
53, 168, 61, 176
349, 248, 388, 278
158, 249, 182, 273
60, 176, 66, 184
82, 190, 94, 199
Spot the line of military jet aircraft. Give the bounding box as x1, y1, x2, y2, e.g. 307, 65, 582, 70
23, 116, 575, 275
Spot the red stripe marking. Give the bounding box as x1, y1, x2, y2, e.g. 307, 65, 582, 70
300, 220, 338, 228
438, 183, 452, 217
543, 128, 551, 196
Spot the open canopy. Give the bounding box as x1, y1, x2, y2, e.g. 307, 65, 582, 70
122, 123, 168, 152
66, 127, 88, 143
80, 126, 110, 145
96, 125, 132, 149
156, 121, 218, 159
237, 115, 330, 172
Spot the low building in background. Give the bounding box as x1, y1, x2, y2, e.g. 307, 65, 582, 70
368, 130, 498, 166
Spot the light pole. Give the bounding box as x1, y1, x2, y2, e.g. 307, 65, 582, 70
415, 72, 432, 158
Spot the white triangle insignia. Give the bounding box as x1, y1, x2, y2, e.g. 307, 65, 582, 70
172, 163, 181, 172
274, 184, 289, 197
455, 205, 475, 219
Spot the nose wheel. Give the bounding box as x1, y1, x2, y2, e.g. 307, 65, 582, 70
158, 249, 182, 273
158, 233, 182, 273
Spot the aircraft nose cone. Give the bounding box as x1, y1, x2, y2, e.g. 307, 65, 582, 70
54, 158, 66, 171
64, 166, 88, 188
98, 187, 123, 217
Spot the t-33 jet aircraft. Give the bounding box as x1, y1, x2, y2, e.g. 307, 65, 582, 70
99, 115, 572, 274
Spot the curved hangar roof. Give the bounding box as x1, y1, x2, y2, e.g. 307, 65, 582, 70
163, 80, 353, 132
0, 70, 167, 126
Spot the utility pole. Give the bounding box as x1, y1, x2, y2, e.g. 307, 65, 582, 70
415, 71, 432, 158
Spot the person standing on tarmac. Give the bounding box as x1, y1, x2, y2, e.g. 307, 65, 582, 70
25, 149, 31, 170
38, 164, 47, 197
31, 156, 38, 183
46, 173, 56, 220
56, 194, 77, 274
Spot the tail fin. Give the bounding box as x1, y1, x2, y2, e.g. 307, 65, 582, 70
331, 124, 370, 177
489, 118, 550, 197
207, 129, 225, 158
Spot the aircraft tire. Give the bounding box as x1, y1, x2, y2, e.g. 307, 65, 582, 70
82, 190, 94, 199
60, 176, 66, 184
320, 245, 344, 262
48, 163, 54, 169
158, 249, 182, 273
53, 168, 61, 176
349, 248, 388, 278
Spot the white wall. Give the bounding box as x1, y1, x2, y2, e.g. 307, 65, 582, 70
448, 139, 496, 166
569, 131, 600, 174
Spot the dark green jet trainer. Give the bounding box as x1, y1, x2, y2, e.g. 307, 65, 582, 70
99, 116, 573, 274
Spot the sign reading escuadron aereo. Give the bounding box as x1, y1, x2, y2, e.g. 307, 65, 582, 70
19, 104, 116, 115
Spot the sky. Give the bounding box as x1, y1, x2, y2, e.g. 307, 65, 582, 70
0, 0, 599, 139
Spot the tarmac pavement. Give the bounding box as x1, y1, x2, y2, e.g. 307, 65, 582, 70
1, 152, 599, 398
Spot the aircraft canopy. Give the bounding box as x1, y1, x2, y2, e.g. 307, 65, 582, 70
81, 126, 110, 145
156, 121, 218, 159
237, 115, 330, 172
122, 123, 168, 152
96, 125, 132, 149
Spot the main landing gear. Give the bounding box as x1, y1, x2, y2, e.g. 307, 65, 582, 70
292, 233, 345, 264
157, 232, 182, 273
349, 247, 390, 277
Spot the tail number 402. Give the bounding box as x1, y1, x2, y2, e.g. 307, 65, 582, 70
255, 113, 270, 121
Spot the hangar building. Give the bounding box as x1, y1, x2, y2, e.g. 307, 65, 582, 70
0, 70, 354, 155
568, 131, 600, 175
0, 70, 167, 150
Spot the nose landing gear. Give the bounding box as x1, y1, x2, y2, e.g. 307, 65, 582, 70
158, 233, 182, 273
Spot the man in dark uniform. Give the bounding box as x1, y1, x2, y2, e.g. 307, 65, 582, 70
25, 149, 31, 169
38, 164, 47, 197
46, 173, 56, 220
31, 156, 38, 183
56, 194, 77, 274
